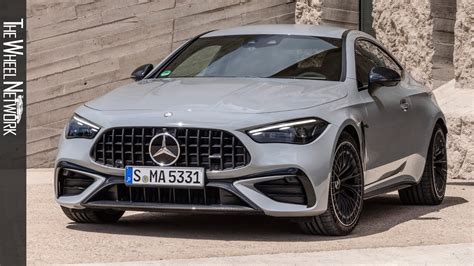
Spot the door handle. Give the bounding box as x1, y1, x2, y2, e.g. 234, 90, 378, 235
400, 98, 410, 111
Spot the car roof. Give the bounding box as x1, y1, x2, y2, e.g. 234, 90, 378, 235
202, 24, 349, 39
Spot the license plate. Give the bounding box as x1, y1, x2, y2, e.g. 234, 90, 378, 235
125, 166, 205, 187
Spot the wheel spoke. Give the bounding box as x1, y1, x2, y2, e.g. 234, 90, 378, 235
341, 191, 357, 209
337, 160, 351, 177
340, 173, 360, 183
435, 167, 447, 174
341, 183, 362, 198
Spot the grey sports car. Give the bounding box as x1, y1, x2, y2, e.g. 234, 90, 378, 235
55, 25, 447, 235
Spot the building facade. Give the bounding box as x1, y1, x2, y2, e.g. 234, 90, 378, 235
26, 0, 296, 167
27, 0, 472, 172
296, 0, 472, 89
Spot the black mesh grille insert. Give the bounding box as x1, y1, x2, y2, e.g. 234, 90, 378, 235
254, 176, 307, 205
88, 184, 248, 206
58, 169, 95, 197
91, 127, 251, 170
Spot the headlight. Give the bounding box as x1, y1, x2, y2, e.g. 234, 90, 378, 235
246, 118, 329, 144
66, 115, 100, 139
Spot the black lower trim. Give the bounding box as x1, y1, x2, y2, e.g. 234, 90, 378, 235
83, 201, 260, 214
364, 178, 416, 199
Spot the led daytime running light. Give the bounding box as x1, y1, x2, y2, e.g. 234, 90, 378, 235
248, 119, 318, 135
72, 115, 100, 131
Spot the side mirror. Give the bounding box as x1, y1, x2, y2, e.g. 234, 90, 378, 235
130, 64, 154, 81
368, 66, 401, 93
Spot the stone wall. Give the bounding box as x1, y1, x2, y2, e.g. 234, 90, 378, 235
295, 0, 322, 24
296, 0, 437, 88
26, 0, 296, 167
454, 0, 474, 89
431, 0, 456, 88
296, 0, 358, 29
433, 80, 473, 180
372, 0, 434, 88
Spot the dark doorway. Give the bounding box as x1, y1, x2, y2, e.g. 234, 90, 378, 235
359, 0, 375, 37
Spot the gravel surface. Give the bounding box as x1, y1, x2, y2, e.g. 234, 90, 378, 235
27, 172, 473, 265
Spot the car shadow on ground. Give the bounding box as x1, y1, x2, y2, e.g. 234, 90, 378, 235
66, 189, 468, 242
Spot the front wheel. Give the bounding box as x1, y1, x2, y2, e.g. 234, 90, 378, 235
298, 132, 364, 236
398, 126, 447, 205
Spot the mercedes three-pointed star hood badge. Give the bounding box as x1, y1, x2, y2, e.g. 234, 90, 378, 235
149, 132, 180, 166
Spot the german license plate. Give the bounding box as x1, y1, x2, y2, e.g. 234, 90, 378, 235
125, 166, 204, 187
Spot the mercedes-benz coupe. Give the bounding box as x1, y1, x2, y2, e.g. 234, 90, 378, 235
55, 25, 447, 235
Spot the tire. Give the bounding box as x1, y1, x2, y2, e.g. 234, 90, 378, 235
61, 206, 124, 223
298, 132, 364, 236
398, 126, 447, 205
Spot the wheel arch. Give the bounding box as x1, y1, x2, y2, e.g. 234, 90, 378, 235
336, 120, 364, 157
435, 117, 448, 136
334, 120, 366, 174
341, 124, 360, 148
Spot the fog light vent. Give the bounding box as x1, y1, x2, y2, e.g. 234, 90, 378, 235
58, 169, 95, 196
254, 176, 307, 205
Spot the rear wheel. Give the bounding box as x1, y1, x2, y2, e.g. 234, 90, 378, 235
61, 207, 124, 223
398, 126, 447, 205
298, 132, 364, 236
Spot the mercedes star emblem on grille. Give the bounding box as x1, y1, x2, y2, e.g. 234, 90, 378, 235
149, 133, 180, 166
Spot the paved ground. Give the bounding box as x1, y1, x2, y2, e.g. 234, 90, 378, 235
28, 169, 474, 265
66, 244, 473, 265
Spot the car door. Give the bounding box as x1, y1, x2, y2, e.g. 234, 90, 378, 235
355, 39, 413, 186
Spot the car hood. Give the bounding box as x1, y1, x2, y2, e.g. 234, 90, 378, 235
85, 77, 347, 114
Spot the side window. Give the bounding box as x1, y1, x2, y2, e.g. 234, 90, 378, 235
355, 40, 402, 88
377, 49, 402, 76
355, 42, 377, 88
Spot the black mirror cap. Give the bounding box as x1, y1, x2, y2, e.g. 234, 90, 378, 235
368, 66, 401, 92
130, 64, 154, 81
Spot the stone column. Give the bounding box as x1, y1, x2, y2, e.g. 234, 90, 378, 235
372, 0, 434, 88
295, 0, 323, 25
454, 0, 474, 89
431, 0, 456, 88
296, 0, 358, 29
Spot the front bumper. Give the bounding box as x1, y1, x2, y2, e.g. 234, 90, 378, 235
55, 121, 338, 217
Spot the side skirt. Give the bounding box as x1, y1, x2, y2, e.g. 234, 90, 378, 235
364, 175, 417, 199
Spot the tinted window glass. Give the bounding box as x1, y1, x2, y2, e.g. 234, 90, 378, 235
355, 42, 377, 88
355, 40, 402, 88
157, 35, 343, 81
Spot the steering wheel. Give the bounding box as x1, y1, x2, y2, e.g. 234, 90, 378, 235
297, 72, 326, 79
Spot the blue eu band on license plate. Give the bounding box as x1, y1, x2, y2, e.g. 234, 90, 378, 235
125, 166, 205, 188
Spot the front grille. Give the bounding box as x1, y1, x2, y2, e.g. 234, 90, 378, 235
58, 169, 95, 196
88, 184, 248, 206
92, 127, 251, 170
254, 176, 307, 205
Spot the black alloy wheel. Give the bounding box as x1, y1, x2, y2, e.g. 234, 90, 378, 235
399, 125, 447, 205
331, 140, 364, 227
432, 129, 448, 199
298, 132, 364, 235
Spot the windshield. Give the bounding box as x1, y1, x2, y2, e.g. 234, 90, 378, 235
155, 35, 343, 81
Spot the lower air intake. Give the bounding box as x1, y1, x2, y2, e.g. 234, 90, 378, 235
58, 169, 95, 196
88, 184, 249, 207
254, 176, 308, 205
